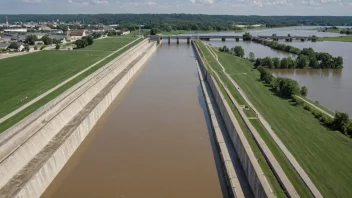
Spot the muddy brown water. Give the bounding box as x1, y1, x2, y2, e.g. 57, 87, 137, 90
41, 43, 227, 198
204, 28, 352, 116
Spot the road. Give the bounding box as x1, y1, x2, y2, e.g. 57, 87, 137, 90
295, 95, 334, 118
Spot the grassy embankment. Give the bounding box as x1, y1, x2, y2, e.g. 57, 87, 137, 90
318, 35, 352, 42
0, 37, 141, 133
199, 41, 352, 197
197, 41, 288, 197
197, 41, 313, 197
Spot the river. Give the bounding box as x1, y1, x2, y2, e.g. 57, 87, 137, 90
41, 42, 228, 198
200, 27, 352, 116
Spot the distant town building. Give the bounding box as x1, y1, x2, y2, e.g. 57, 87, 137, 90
39, 26, 51, 31
4, 29, 27, 33
121, 30, 130, 35
49, 34, 67, 43
0, 43, 9, 49
69, 30, 87, 40
34, 41, 44, 45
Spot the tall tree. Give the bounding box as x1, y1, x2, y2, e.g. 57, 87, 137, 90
25, 35, 38, 45
249, 52, 255, 62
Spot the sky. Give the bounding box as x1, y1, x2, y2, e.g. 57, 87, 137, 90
0, 0, 351, 15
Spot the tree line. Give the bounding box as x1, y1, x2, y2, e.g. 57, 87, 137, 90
252, 39, 343, 69
340, 29, 352, 35
2, 14, 352, 26
219, 46, 245, 58
216, 43, 352, 137
257, 66, 306, 98
75, 36, 94, 49
25, 34, 61, 45
258, 65, 352, 137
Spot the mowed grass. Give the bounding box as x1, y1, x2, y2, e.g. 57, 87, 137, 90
196, 41, 287, 197
0, 37, 140, 124
318, 35, 352, 42
80, 37, 136, 51
214, 49, 352, 197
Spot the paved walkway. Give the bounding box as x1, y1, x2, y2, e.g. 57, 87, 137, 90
296, 95, 334, 118
0, 38, 142, 125
204, 44, 323, 198
0, 51, 39, 60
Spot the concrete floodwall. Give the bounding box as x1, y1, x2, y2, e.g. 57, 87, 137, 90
0, 39, 156, 197
12, 42, 158, 198
0, 38, 147, 163
192, 40, 274, 198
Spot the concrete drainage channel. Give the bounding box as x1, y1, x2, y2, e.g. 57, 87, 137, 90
0, 39, 158, 198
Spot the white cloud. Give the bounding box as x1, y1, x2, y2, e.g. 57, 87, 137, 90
68, 0, 108, 6
91, 0, 109, 4
22, 0, 42, 2
189, 0, 215, 4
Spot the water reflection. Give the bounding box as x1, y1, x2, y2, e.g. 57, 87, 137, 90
206, 34, 352, 116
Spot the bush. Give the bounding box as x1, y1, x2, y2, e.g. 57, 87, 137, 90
300, 86, 308, 96
304, 104, 312, 111
55, 44, 60, 50
34, 46, 38, 50
332, 112, 349, 132
40, 46, 46, 50
320, 115, 333, 125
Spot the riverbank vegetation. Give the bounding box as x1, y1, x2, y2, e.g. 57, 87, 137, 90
318, 35, 352, 42
204, 41, 352, 197
251, 39, 343, 68
219, 45, 351, 137
3, 14, 352, 26
0, 37, 140, 133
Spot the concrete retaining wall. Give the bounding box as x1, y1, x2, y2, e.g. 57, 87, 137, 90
0, 38, 147, 162
13, 42, 158, 198
0, 39, 157, 197
192, 41, 274, 198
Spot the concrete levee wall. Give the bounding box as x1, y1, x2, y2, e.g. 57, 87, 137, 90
13, 42, 158, 198
192, 40, 274, 198
0, 39, 153, 192
0, 38, 146, 161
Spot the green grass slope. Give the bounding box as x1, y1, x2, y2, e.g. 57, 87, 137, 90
215, 49, 352, 198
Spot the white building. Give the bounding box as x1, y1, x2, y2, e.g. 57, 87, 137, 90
69, 30, 87, 40
4, 29, 27, 33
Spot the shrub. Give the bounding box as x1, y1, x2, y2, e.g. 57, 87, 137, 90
300, 86, 308, 96
304, 105, 312, 111
40, 46, 46, 50
34, 46, 38, 50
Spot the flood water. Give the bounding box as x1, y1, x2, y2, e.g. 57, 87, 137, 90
201, 27, 352, 116
41, 42, 226, 198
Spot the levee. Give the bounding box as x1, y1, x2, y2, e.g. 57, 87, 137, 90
192, 40, 276, 198
0, 39, 157, 198
41, 42, 226, 198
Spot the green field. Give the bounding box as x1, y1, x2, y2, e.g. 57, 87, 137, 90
197, 41, 314, 197
197, 41, 288, 197
318, 35, 352, 42
0, 37, 141, 132
80, 37, 135, 51
198, 41, 352, 197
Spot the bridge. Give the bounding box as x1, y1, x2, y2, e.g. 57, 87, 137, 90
149, 34, 315, 43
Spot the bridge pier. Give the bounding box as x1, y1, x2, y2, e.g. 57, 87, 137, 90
168, 36, 171, 44
187, 37, 190, 44
177, 37, 179, 44
236, 38, 240, 42
222, 38, 226, 42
